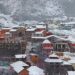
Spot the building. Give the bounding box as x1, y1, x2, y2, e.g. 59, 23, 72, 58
46, 35, 70, 52
0, 42, 21, 56
26, 28, 36, 41
15, 54, 27, 62
44, 54, 63, 75
42, 39, 53, 56
30, 53, 40, 64
10, 61, 29, 75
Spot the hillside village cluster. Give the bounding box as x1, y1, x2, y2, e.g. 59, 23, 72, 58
0, 19, 75, 75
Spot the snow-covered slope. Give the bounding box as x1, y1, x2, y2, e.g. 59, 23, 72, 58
0, 0, 65, 21
0, 14, 18, 27
59, 0, 75, 17
0, 0, 75, 21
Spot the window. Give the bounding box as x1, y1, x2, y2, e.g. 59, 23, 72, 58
57, 44, 61, 49
62, 44, 66, 49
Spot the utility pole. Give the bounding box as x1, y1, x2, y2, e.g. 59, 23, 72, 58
46, 23, 48, 31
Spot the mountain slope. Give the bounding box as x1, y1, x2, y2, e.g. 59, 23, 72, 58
0, 0, 68, 21
59, 0, 75, 17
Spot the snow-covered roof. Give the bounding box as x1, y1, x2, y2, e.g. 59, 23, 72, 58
10, 29, 17, 32
53, 16, 67, 21
26, 28, 36, 32
44, 58, 63, 63
67, 71, 75, 75
18, 26, 25, 28
63, 55, 71, 58
10, 61, 28, 73
15, 54, 27, 59
12, 66, 24, 73
36, 25, 46, 29
27, 66, 44, 75
69, 53, 75, 57
51, 29, 71, 36
63, 52, 70, 56
10, 61, 28, 67
5, 32, 11, 35
32, 36, 45, 39
5, 22, 18, 28
38, 22, 45, 25
1, 27, 11, 30
49, 54, 58, 58
11, 25, 20, 28
62, 61, 71, 65
30, 53, 38, 56
46, 35, 60, 38
46, 35, 68, 41
68, 59, 75, 64
43, 39, 51, 44
35, 30, 44, 34
63, 22, 75, 25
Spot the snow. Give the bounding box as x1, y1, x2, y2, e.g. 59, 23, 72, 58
5, 32, 11, 35
26, 28, 36, 32
52, 29, 71, 36
45, 58, 63, 63
67, 36, 75, 43
32, 36, 45, 39
67, 71, 75, 75
27, 66, 44, 75
24, 20, 38, 25
5, 22, 18, 28
49, 54, 58, 58
36, 25, 46, 29
63, 22, 75, 25
43, 39, 51, 44
10, 29, 17, 32
12, 66, 24, 73
38, 22, 45, 25
10, 61, 28, 67
35, 30, 44, 34
30, 53, 38, 56
69, 53, 75, 57
63, 55, 71, 59
15, 54, 27, 59
46, 35, 58, 38
10, 61, 28, 73
68, 60, 75, 64
0, 14, 20, 28
63, 52, 70, 56
46, 35, 67, 41
0, 0, 65, 21
53, 16, 67, 21
1, 28, 11, 30
46, 35, 61, 38
62, 61, 71, 65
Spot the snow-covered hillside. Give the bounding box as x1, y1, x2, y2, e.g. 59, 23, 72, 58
0, 0, 75, 21
0, 14, 18, 27
0, 0, 65, 21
